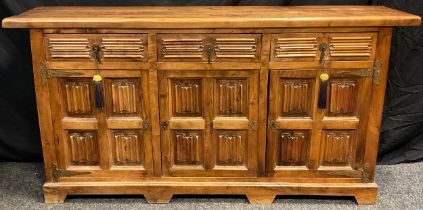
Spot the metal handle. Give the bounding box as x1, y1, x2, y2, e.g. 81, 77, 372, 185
206, 44, 213, 64
91, 44, 101, 65
318, 43, 328, 64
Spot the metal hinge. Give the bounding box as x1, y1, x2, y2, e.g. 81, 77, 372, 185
39, 63, 83, 86
336, 59, 381, 86
51, 164, 91, 182
248, 120, 257, 131
361, 163, 370, 183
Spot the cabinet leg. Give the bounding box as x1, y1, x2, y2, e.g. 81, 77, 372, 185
355, 191, 377, 205
44, 189, 67, 204
246, 193, 276, 205
144, 193, 173, 204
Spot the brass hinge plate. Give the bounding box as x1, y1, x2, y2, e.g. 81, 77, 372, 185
51, 164, 91, 182
338, 69, 373, 77
39, 63, 83, 86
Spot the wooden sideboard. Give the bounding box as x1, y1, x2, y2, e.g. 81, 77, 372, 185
2, 6, 420, 205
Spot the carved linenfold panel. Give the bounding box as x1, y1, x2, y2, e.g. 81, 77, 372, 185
173, 131, 203, 165
68, 131, 99, 165
48, 38, 91, 59
160, 38, 204, 59
64, 80, 92, 115
113, 131, 143, 165
279, 79, 311, 117
172, 80, 202, 116
111, 80, 139, 115
101, 38, 144, 60
214, 38, 258, 59
276, 130, 309, 166
215, 131, 246, 166
274, 37, 318, 59
216, 79, 248, 116
329, 80, 357, 115
321, 131, 355, 166
329, 36, 373, 58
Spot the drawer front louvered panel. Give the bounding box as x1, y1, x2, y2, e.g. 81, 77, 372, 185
157, 34, 261, 62
158, 34, 207, 62
47, 37, 91, 59
271, 33, 322, 62
45, 34, 148, 62
271, 32, 377, 66
212, 34, 261, 62
327, 33, 377, 61
100, 34, 147, 62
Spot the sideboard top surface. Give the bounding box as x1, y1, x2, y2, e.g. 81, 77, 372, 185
2, 6, 420, 29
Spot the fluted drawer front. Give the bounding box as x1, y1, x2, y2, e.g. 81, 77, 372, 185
271, 32, 377, 64
158, 34, 261, 62
45, 34, 148, 62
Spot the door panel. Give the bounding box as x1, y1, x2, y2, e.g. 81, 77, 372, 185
159, 70, 259, 177
267, 69, 372, 180
49, 70, 153, 179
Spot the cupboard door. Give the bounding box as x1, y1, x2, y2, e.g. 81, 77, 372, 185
159, 70, 259, 177
266, 69, 372, 181
48, 70, 153, 180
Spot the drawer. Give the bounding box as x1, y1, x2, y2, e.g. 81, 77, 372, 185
45, 34, 148, 63
271, 32, 377, 65
158, 34, 261, 62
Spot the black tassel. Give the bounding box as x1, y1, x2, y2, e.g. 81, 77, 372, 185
93, 75, 104, 109
318, 73, 329, 109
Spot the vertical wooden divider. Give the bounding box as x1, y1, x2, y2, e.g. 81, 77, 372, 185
258, 33, 271, 176
148, 32, 162, 176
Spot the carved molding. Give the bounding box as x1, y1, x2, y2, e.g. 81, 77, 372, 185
277, 130, 309, 166
113, 131, 143, 165
68, 131, 99, 165
64, 81, 92, 115
321, 130, 354, 166
214, 38, 258, 59
48, 38, 90, 59
329, 80, 357, 115
111, 81, 138, 115
280, 79, 311, 116
160, 38, 204, 59
329, 36, 373, 58
172, 80, 202, 116
101, 38, 144, 59
215, 131, 246, 166
216, 79, 247, 116
275, 37, 318, 59
173, 131, 203, 165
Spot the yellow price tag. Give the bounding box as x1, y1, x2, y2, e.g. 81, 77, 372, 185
320, 73, 329, 81
93, 74, 102, 82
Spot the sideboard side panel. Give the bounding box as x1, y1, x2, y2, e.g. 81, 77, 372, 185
30, 29, 57, 182
364, 27, 392, 182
